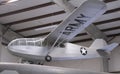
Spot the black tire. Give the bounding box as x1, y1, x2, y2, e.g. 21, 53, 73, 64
45, 55, 52, 62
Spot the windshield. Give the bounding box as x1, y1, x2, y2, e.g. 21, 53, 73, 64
8, 38, 44, 47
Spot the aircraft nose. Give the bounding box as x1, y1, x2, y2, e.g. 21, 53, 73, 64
8, 39, 20, 48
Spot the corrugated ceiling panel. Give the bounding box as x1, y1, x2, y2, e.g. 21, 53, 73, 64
0, 0, 51, 14
0, 5, 63, 23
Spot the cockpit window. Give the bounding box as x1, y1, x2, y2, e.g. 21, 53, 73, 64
9, 38, 44, 47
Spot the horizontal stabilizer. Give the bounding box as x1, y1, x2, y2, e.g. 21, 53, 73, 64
100, 43, 119, 52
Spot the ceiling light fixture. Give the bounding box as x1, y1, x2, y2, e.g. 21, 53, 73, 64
35, 25, 58, 31
0, 0, 19, 5
7, 0, 19, 3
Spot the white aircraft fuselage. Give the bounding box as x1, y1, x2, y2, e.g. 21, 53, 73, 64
8, 39, 100, 61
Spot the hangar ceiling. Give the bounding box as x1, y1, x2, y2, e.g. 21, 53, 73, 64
0, 0, 120, 44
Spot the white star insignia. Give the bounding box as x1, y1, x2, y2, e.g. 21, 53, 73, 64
80, 47, 87, 55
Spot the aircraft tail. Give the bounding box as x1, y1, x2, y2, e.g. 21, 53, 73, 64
89, 39, 107, 49
89, 39, 119, 53
99, 43, 119, 52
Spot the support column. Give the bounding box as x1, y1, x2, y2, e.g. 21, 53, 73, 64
0, 24, 2, 62
0, 24, 23, 45
97, 50, 109, 72
86, 24, 107, 41
0, 24, 21, 62
0, 41, 2, 62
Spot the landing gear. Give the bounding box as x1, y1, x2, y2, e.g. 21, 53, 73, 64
45, 55, 52, 62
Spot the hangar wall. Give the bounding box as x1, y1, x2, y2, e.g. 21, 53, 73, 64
109, 36, 120, 72
0, 35, 120, 72
0, 43, 19, 63
0, 26, 20, 63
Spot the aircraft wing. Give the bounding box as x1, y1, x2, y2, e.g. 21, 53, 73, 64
43, 0, 107, 48
0, 63, 111, 74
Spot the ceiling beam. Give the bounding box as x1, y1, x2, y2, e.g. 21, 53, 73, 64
71, 38, 92, 43
2, 4, 119, 26
14, 7, 120, 33
15, 21, 62, 32
79, 26, 120, 37
1, 42, 8, 46
101, 26, 120, 31
103, 0, 118, 3
110, 71, 120, 73
78, 26, 120, 37
94, 17, 120, 25
104, 7, 120, 14
25, 32, 87, 38
0, 2, 55, 18
25, 32, 50, 38
0, 0, 117, 18
107, 33, 120, 37
0, 24, 24, 37
71, 32, 120, 43
25, 25, 120, 38
3, 11, 65, 26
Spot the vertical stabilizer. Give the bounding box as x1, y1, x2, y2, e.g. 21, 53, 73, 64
89, 39, 107, 49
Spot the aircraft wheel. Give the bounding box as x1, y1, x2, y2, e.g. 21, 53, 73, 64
45, 55, 52, 62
